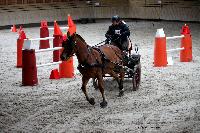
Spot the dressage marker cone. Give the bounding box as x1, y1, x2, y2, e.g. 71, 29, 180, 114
59, 57, 74, 78
180, 24, 192, 62
11, 25, 17, 32
16, 30, 27, 68
22, 49, 38, 86
154, 28, 167, 67
50, 69, 60, 79
40, 20, 50, 49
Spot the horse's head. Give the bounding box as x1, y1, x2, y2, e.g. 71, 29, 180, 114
60, 32, 77, 61
60, 32, 87, 61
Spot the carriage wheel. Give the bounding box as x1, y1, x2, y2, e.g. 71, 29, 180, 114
92, 78, 98, 90
132, 63, 141, 91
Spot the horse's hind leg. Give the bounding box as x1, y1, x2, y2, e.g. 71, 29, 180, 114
109, 70, 124, 97
92, 78, 98, 90
97, 74, 107, 108
82, 76, 95, 105
118, 71, 125, 97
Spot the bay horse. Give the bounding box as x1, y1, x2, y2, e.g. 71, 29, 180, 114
60, 32, 125, 108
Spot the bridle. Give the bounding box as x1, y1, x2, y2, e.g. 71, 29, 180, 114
62, 35, 77, 60
63, 33, 94, 62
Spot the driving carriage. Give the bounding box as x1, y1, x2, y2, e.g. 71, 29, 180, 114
61, 32, 141, 108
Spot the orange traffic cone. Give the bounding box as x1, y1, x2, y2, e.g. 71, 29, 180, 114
180, 24, 192, 62
59, 57, 74, 78
181, 24, 190, 34
11, 25, 17, 32
19, 30, 26, 40
50, 69, 60, 79
154, 28, 167, 67
54, 21, 62, 36
68, 14, 76, 35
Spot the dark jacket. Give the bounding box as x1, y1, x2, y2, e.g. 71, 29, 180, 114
105, 21, 130, 45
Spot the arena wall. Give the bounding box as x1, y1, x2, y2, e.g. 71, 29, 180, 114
0, 0, 199, 27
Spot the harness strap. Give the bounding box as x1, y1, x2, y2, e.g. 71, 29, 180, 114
78, 45, 123, 70
106, 45, 123, 61
78, 46, 103, 70
92, 47, 109, 62
94, 45, 123, 67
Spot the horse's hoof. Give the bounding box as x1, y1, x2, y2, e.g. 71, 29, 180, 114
100, 101, 108, 108
89, 98, 95, 105
118, 91, 124, 97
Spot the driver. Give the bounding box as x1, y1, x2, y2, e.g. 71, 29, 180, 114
105, 15, 130, 52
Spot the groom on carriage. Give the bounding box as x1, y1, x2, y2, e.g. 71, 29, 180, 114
105, 15, 131, 53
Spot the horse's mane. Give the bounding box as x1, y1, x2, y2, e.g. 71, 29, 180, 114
76, 34, 87, 45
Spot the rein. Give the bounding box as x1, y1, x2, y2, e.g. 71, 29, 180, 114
93, 40, 106, 47
92, 36, 120, 48
128, 37, 133, 56
92, 31, 127, 47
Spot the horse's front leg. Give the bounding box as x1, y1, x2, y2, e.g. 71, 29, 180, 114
97, 74, 107, 108
81, 76, 95, 105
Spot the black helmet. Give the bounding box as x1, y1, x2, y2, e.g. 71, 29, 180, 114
111, 15, 120, 22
